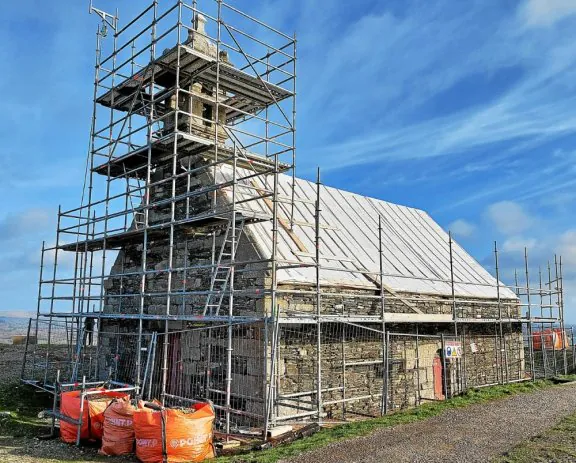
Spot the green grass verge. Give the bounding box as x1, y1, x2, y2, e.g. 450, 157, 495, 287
0, 378, 571, 462
495, 403, 576, 463
0, 382, 52, 437
216, 380, 561, 463
551, 374, 576, 383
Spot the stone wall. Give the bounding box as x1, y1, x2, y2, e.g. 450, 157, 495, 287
275, 322, 525, 421
103, 154, 267, 322
278, 285, 520, 319
103, 230, 264, 321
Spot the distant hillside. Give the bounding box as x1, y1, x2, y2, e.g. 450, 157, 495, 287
0, 317, 30, 344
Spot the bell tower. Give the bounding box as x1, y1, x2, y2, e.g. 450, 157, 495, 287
164, 14, 229, 142
29, 0, 297, 436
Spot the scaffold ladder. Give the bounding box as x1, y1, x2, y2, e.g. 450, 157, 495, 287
203, 218, 245, 316
122, 165, 145, 230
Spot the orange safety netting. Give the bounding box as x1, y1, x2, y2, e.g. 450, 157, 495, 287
133, 402, 215, 463
99, 396, 136, 456
59, 388, 129, 444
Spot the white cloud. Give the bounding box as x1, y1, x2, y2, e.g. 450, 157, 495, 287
0, 208, 53, 242
502, 236, 538, 253
448, 219, 476, 238
538, 191, 576, 213
522, 0, 576, 27
557, 229, 576, 267
42, 242, 84, 271
485, 201, 534, 235
562, 277, 576, 315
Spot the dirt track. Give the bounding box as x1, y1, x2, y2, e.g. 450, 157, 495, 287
283, 382, 576, 463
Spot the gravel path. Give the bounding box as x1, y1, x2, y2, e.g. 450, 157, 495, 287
0, 437, 137, 463
283, 382, 576, 463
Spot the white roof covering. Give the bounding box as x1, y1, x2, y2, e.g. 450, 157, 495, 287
216, 165, 517, 300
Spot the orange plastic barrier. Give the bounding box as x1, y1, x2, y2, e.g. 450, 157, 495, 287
60, 389, 129, 444
532, 329, 569, 350
133, 402, 215, 463
100, 397, 136, 456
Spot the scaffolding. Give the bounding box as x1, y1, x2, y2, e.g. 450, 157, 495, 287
22, 0, 570, 440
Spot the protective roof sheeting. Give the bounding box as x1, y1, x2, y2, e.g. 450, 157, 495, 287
216, 165, 517, 300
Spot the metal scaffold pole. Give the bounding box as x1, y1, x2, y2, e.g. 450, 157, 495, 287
29, 241, 46, 382
290, 33, 297, 227
266, 37, 283, 432
449, 232, 458, 336
557, 255, 568, 375
494, 241, 506, 384
441, 334, 448, 399
225, 75, 237, 445
315, 167, 322, 425
542, 265, 557, 376
525, 247, 536, 380
145, 0, 159, 401
263, 43, 273, 436
44, 207, 62, 384
378, 216, 387, 415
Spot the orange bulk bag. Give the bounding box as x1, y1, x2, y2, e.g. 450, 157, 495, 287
532, 332, 543, 351
100, 397, 136, 456
543, 330, 555, 349
60, 389, 129, 444
133, 402, 215, 463
553, 329, 570, 349
533, 329, 569, 350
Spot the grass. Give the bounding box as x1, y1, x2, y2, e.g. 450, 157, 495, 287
214, 379, 561, 463
0, 382, 52, 437
0, 378, 571, 462
495, 408, 576, 462
550, 374, 576, 383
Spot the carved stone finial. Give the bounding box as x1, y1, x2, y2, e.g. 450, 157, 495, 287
196, 14, 207, 34
187, 13, 216, 57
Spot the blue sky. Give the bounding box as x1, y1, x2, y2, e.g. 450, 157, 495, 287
1, 0, 576, 320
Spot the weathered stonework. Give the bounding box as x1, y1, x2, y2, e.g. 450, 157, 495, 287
100, 169, 525, 426
274, 322, 524, 420
100, 153, 525, 427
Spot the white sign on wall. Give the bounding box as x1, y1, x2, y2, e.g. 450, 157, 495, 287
444, 340, 463, 358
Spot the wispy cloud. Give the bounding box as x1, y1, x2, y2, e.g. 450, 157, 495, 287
522, 0, 576, 27
290, 0, 576, 179
448, 219, 476, 238
484, 201, 534, 236
502, 236, 538, 253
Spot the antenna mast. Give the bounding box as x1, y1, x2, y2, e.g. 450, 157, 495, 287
89, 0, 118, 31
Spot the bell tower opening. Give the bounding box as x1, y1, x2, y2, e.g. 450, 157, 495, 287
163, 13, 230, 142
